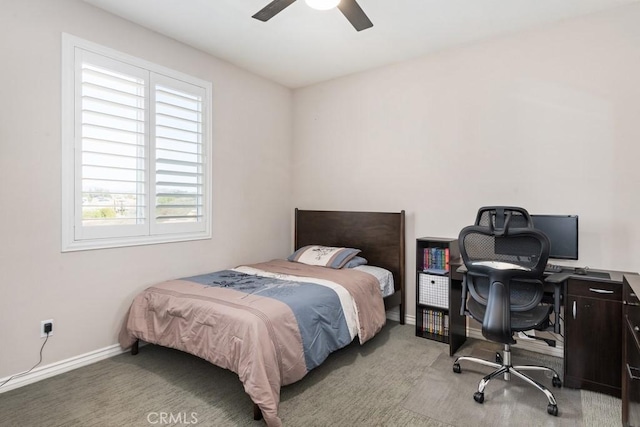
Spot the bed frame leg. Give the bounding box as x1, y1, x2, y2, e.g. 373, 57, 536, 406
131, 340, 139, 356
253, 403, 263, 420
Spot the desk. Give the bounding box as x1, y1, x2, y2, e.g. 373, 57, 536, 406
622, 274, 640, 426
450, 264, 638, 398
563, 269, 636, 397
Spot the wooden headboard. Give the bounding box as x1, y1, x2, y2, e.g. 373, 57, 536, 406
294, 209, 406, 323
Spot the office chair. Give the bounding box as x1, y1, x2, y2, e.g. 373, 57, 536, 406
452, 206, 562, 416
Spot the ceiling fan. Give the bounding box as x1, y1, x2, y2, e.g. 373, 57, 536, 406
252, 0, 373, 32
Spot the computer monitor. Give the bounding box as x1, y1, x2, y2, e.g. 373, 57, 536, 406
531, 214, 579, 260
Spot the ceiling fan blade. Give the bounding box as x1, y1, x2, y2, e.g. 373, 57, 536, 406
252, 0, 297, 22
337, 0, 373, 31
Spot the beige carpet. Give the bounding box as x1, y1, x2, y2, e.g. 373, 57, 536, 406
0, 322, 621, 426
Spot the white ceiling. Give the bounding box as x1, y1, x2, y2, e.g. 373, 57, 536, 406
83, 0, 638, 88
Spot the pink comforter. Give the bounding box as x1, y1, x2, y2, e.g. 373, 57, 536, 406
119, 259, 386, 426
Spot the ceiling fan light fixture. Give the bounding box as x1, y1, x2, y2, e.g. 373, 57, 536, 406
305, 0, 341, 11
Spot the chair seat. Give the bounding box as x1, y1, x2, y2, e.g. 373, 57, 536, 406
467, 298, 552, 333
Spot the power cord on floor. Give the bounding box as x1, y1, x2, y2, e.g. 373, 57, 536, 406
0, 332, 50, 389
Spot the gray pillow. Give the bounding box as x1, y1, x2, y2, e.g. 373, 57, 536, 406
343, 256, 368, 268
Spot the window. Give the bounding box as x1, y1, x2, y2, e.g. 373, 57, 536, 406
62, 34, 212, 251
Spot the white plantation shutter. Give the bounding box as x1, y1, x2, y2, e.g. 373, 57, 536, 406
152, 75, 206, 234
62, 34, 211, 251
76, 52, 148, 240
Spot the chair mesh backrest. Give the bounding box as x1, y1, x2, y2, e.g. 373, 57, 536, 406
461, 230, 544, 270
460, 227, 548, 310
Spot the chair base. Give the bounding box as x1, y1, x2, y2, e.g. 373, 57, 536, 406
453, 344, 562, 416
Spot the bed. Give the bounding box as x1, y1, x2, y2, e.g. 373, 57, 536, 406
118, 209, 405, 426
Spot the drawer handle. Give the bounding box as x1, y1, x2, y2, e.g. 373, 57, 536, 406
589, 288, 614, 294
572, 301, 577, 319
627, 364, 640, 381
635, 326, 640, 332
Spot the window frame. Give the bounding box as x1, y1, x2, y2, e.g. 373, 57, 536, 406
61, 33, 212, 252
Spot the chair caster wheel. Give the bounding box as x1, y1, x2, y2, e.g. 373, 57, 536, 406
547, 404, 558, 416
495, 352, 503, 364
473, 392, 484, 404
453, 363, 461, 374
552, 376, 562, 388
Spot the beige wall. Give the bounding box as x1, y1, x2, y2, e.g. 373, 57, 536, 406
0, 0, 293, 378
292, 5, 640, 322
3, 0, 640, 380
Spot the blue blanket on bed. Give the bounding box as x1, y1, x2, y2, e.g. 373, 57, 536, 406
183, 270, 352, 371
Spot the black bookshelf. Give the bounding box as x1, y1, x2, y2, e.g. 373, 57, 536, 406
415, 237, 464, 353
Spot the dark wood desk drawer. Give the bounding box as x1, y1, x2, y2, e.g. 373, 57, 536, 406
624, 316, 640, 427
625, 282, 640, 307
567, 278, 621, 301
565, 277, 623, 396
624, 275, 640, 426
628, 314, 640, 351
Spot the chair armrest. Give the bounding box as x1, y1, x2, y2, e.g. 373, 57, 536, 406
544, 272, 572, 284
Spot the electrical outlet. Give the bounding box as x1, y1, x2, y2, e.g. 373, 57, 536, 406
40, 319, 54, 338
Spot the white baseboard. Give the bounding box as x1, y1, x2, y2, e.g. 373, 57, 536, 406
405, 314, 416, 325
0, 344, 128, 393
386, 308, 404, 323
386, 306, 416, 325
